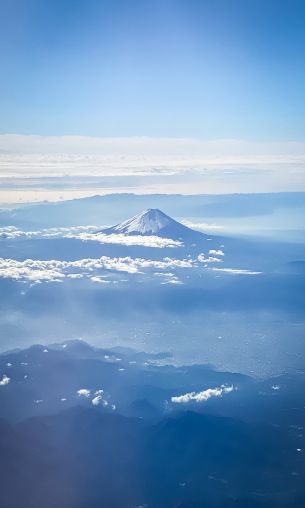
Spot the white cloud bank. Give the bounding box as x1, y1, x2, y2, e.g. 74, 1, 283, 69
0, 225, 101, 240
1, 135, 305, 195
1, 135, 305, 176
0, 226, 182, 248
80, 232, 182, 248
171, 385, 234, 404
0, 255, 194, 282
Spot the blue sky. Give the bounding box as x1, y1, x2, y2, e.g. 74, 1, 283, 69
1, 0, 305, 140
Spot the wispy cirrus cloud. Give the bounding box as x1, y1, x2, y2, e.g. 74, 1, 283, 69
211, 268, 262, 275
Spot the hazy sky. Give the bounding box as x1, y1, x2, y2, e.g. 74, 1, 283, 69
1, 0, 305, 139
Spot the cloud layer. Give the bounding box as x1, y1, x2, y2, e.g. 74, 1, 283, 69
0, 226, 182, 248
1, 135, 305, 175
1, 135, 305, 196
0, 256, 194, 282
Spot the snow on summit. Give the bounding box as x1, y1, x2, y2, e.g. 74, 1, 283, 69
102, 209, 205, 240
109, 209, 172, 235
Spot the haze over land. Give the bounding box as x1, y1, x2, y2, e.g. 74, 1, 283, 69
1, 193, 304, 377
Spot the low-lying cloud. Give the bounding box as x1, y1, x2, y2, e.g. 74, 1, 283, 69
0, 255, 194, 282
209, 249, 224, 256
197, 253, 222, 263
77, 388, 91, 398
0, 226, 182, 248
0, 374, 10, 386
171, 385, 234, 404
80, 232, 182, 248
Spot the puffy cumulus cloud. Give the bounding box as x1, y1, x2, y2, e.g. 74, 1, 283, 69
0, 258, 64, 282
77, 388, 91, 398
209, 249, 224, 256
0, 256, 194, 282
197, 253, 222, 264
0, 226, 182, 248
92, 395, 103, 406
171, 385, 234, 404
0, 226, 25, 239
211, 268, 262, 275
0, 374, 10, 386
91, 390, 111, 407
91, 389, 104, 406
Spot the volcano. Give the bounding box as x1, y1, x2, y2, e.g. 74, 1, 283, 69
101, 209, 207, 241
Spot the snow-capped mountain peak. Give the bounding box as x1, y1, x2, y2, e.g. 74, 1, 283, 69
111, 209, 172, 235
103, 208, 192, 238
101, 208, 208, 241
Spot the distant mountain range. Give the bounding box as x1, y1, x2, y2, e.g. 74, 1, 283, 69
1, 192, 304, 230
1, 339, 305, 427
0, 339, 305, 508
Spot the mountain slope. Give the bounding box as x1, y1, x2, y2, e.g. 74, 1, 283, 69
1, 408, 304, 508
